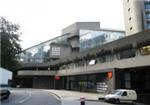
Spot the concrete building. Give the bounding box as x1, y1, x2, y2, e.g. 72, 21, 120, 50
123, 0, 150, 36
16, 22, 150, 104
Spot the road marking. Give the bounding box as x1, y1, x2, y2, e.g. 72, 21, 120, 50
18, 92, 31, 104
43, 90, 61, 101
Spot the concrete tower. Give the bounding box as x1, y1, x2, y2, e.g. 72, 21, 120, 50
123, 0, 150, 36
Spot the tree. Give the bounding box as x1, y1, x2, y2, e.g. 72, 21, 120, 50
0, 17, 22, 71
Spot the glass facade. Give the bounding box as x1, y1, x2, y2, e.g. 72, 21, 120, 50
20, 29, 125, 64
79, 29, 125, 51
145, 1, 150, 29
20, 34, 68, 63
68, 73, 109, 92
145, 3, 150, 11
146, 14, 150, 19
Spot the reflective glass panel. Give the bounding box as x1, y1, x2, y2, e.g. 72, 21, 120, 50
79, 29, 125, 51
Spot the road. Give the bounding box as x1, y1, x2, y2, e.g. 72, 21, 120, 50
1, 89, 61, 105
1, 89, 146, 105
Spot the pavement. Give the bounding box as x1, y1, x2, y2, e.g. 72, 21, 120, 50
45, 89, 147, 105
45, 89, 104, 101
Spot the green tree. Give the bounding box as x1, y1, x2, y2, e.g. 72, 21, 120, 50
0, 17, 22, 71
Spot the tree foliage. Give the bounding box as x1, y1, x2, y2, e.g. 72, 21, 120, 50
0, 17, 22, 71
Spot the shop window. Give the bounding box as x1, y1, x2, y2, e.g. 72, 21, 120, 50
140, 45, 150, 55
117, 49, 135, 60
145, 72, 150, 90
124, 72, 131, 89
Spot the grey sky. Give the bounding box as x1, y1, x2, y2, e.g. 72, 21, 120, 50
0, 0, 124, 49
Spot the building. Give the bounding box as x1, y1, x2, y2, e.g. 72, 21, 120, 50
123, 0, 150, 36
16, 22, 150, 104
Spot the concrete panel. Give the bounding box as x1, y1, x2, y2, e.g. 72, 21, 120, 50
123, 0, 145, 36
62, 22, 100, 34
18, 70, 56, 76
57, 54, 150, 76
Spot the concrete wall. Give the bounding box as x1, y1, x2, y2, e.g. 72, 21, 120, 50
67, 36, 79, 48
62, 22, 100, 35
18, 70, 56, 76
57, 54, 150, 76
123, 0, 145, 36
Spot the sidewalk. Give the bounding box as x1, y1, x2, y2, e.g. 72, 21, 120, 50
45, 90, 105, 101
45, 90, 147, 105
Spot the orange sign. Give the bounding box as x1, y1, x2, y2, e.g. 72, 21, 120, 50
108, 71, 113, 79
55, 75, 60, 80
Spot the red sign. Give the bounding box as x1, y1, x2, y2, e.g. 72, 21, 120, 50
107, 71, 113, 79
55, 75, 60, 80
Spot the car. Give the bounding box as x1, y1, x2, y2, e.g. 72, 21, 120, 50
104, 89, 137, 104
0, 84, 11, 100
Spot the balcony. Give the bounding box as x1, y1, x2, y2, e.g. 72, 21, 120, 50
57, 54, 150, 76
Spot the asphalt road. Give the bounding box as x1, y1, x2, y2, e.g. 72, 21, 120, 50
1, 89, 146, 105
1, 89, 61, 105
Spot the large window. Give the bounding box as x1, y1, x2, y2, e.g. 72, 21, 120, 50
145, 3, 150, 11
79, 29, 125, 51
140, 45, 150, 55
117, 49, 136, 60
146, 14, 150, 19
20, 34, 68, 64
147, 23, 150, 29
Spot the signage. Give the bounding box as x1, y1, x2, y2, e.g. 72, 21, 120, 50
108, 71, 113, 79
96, 82, 108, 93
55, 75, 60, 80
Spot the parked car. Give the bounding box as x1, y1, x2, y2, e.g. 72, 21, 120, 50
104, 89, 137, 104
0, 84, 11, 100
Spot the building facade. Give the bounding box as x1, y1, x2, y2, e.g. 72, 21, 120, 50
16, 22, 150, 104
123, 0, 150, 36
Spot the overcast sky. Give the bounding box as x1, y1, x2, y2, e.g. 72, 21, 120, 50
0, 0, 124, 49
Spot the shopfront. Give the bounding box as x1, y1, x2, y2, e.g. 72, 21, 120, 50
63, 71, 115, 93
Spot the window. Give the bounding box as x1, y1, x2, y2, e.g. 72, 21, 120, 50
127, 0, 129, 3
130, 27, 133, 30
122, 91, 127, 96
98, 56, 106, 63
105, 55, 113, 62
124, 72, 131, 88
145, 4, 150, 10
128, 8, 130, 12
77, 60, 85, 67
147, 23, 150, 29
117, 49, 136, 60
146, 14, 150, 19
140, 45, 150, 55
129, 17, 131, 21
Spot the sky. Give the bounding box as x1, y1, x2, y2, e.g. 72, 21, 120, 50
0, 0, 125, 49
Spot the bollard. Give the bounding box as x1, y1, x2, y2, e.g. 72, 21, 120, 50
80, 96, 85, 105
